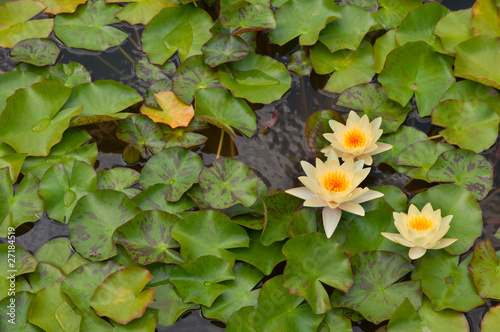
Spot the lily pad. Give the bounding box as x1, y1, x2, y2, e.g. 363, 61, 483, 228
105, 0, 180, 25
454, 35, 500, 89
270, 0, 341, 46
373, 29, 398, 73
0, 71, 44, 113
142, 5, 213, 64
39, 160, 98, 223
97, 167, 141, 198
287, 49, 313, 76
35, 237, 88, 275
0, 142, 27, 183
139, 147, 203, 201
0, 0, 54, 48
226, 306, 257, 332
68, 189, 142, 261
426, 149, 493, 200
305, 110, 345, 156
199, 157, 259, 209
171, 210, 249, 265
53, 0, 128, 51
0, 81, 81, 156
25, 263, 65, 294
331, 251, 422, 324
133, 183, 197, 215
148, 283, 199, 326
202, 34, 251, 68
482, 305, 500, 332
282, 233, 353, 314
161, 126, 207, 148
80, 309, 157, 330
376, 0, 421, 29
440, 80, 500, 116
169, 255, 235, 307
141, 91, 194, 128
410, 184, 483, 256
470, 0, 500, 37
90, 267, 155, 324
218, 53, 292, 104
468, 239, 500, 300
135, 56, 175, 84
0, 244, 38, 301
10, 38, 59, 66
378, 41, 455, 117
116, 115, 166, 158
48, 62, 92, 87
434, 9, 473, 55
432, 100, 500, 153
337, 83, 412, 133
218, 1, 276, 35
288, 208, 317, 237
0, 292, 41, 332
319, 5, 382, 53
38, 0, 88, 14
412, 250, 485, 311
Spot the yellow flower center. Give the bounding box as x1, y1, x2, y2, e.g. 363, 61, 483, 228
408, 216, 433, 231
343, 128, 367, 149
322, 171, 349, 193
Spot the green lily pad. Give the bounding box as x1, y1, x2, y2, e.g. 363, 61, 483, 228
454, 35, 500, 89
376, 0, 421, 29
149, 283, 199, 326
434, 9, 473, 55
482, 305, 500, 332
135, 56, 175, 85
0, 292, 41, 332
106, 0, 180, 25
221, 0, 270, 11
53, 0, 128, 51
0, 0, 54, 48
254, 276, 325, 331
68, 189, 142, 261
0, 81, 81, 156
395, 2, 449, 53
397, 140, 455, 181
305, 110, 345, 156
144, 80, 173, 108
199, 157, 259, 209
441, 80, 500, 116
38, 0, 87, 14
21, 128, 97, 179
331, 251, 422, 324
432, 100, 500, 153
171, 210, 249, 265
142, 5, 213, 64
230, 229, 285, 275
310, 40, 375, 94
412, 250, 485, 311
260, 191, 304, 246
0, 169, 43, 237
25, 263, 65, 294
202, 263, 263, 322
410, 184, 482, 256
202, 34, 251, 68
288, 208, 317, 237
218, 53, 292, 104
337, 83, 412, 133
471, 0, 500, 37
373, 29, 398, 73
378, 41, 455, 117
61, 261, 125, 311
97, 167, 141, 198
133, 183, 197, 215
226, 306, 257, 332
80, 308, 157, 331
342, 0, 377, 11
35, 237, 89, 275
270, 0, 340, 46
139, 147, 203, 201
282, 233, 352, 314
0, 244, 38, 301
10, 38, 59, 66
287, 49, 313, 76
160, 122, 207, 148
0, 71, 44, 113
172, 55, 221, 104
14, 62, 51, 76
116, 115, 166, 158
90, 267, 155, 324
317, 308, 352, 331
48, 62, 92, 88
218, 1, 276, 35
114, 210, 183, 265
39, 160, 97, 223
426, 149, 493, 200
468, 239, 500, 300
0, 142, 27, 183
319, 5, 382, 53
169, 255, 235, 307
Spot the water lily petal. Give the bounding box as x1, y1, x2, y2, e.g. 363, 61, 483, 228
330, 119, 345, 134
348, 111, 361, 122
371, 117, 382, 130
300, 160, 315, 178
357, 154, 373, 165
422, 202, 434, 213
432, 237, 458, 249
440, 215, 453, 227
320, 144, 335, 153
408, 204, 420, 216
339, 202, 365, 216
370, 142, 393, 155
349, 190, 384, 203
409, 247, 427, 260
322, 207, 341, 238
381, 232, 415, 247
304, 196, 328, 207
285, 187, 316, 200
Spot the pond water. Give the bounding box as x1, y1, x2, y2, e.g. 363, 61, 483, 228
1, 0, 498, 331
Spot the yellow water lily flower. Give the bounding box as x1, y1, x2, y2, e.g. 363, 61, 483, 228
381, 203, 458, 260
285, 150, 383, 238
321, 111, 392, 165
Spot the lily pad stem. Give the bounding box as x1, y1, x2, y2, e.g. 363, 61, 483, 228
118, 46, 135, 64
216, 129, 224, 159
428, 134, 442, 140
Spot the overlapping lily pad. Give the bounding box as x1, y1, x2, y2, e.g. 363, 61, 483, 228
376, 0, 421, 29
105, 0, 180, 25
135, 56, 175, 84
48, 62, 92, 87
468, 239, 500, 300
441, 80, 500, 116
482, 305, 500, 332
202, 34, 251, 68
133, 183, 197, 215
373, 29, 398, 73
218, 1, 276, 35
287, 49, 313, 76
305, 110, 344, 156
97, 167, 141, 198
25, 263, 65, 294
0, 244, 38, 301
38, 0, 88, 14
0, 71, 44, 113
0, 143, 26, 183
0, 292, 40, 332
149, 283, 199, 326
470, 0, 500, 36
35, 237, 89, 275
434, 9, 473, 55
79, 309, 156, 331
141, 91, 195, 128
10, 38, 60, 66
116, 115, 166, 158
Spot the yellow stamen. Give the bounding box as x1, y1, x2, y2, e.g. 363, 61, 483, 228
408, 216, 433, 231
322, 171, 349, 193
343, 128, 367, 149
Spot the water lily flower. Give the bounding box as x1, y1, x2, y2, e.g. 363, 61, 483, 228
381, 203, 458, 260
285, 150, 384, 238
321, 111, 392, 165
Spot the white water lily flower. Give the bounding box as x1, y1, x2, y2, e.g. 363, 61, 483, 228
381, 203, 458, 260
285, 150, 384, 238
321, 111, 392, 165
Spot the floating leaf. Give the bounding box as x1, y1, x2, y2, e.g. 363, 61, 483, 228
149, 283, 199, 326
218, 53, 292, 104
0, 292, 41, 332
454, 35, 500, 89
218, 1, 276, 35
288, 208, 317, 237
376, 0, 421, 29
482, 305, 500, 332
410, 184, 483, 256
169, 255, 235, 307
53, 0, 128, 51
39, 160, 98, 223
0, 244, 38, 301
10, 38, 59, 66
144, 79, 173, 108
48, 62, 91, 87
26, 263, 65, 294
0, 71, 44, 113
342, 0, 377, 11
141, 91, 194, 128
441, 80, 500, 116
337, 83, 412, 133
226, 306, 257, 332
0, 0, 54, 48
471, 0, 500, 37
468, 239, 500, 300
133, 183, 197, 215
331, 251, 422, 324
287, 50, 313, 76
378, 41, 455, 117
116, 115, 166, 158
270, 0, 340, 46
35, 237, 88, 275
283, 233, 352, 314
38, 0, 88, 14
0, 142, 27, 183
202, 34, 251, 68
434, 9, 473, 55
97, 167, 140, 198
432, 100, 500, 153
106, 0, 180, 25
142, 5, 213, 64
135, 56, 174, 84
68, 189, 142, 261
139, 147, 203, 200
305, 110, 344, 156
171, 210, 249, 265
90, 267, 155, 324
412, 250, 485, 311
80, 309, 156, 330
373, 29, 398, 73
199, 157, 259, 209
161, 124, 208, 148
